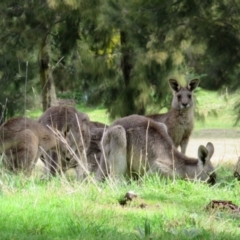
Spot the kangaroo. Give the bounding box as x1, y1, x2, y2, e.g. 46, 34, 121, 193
147, 78, 200, 154
0, 116, 66, 175
63, 126, 107, 176
38, 106, 90, 179
97, 115, 216, 185
95, 125, 127, 181
86, 127, 105, 174
89, 121, 108, 130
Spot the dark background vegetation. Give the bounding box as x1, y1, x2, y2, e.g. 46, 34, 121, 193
0, 0, 240, 121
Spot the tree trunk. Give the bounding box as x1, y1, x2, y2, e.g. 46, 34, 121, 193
120, 31, 146, 115
39, 36, 57, 112
120, 30, 132, 88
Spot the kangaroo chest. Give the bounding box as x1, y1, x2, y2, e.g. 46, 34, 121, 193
165, 112, 193, 147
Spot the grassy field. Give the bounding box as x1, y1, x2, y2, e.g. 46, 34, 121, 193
0, 166, 240, 240
1, 89, 239, 239
193, 88, 239, 130
0, 164, 240, 240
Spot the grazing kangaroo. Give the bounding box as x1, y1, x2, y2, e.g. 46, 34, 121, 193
38, 106, 90, 179
65, 126, 107, 176
0, 117, 66, 175
147, 78, 200, 154
97, 115, 216, 185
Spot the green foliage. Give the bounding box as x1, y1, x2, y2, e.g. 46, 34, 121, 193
1, 0, 240, 119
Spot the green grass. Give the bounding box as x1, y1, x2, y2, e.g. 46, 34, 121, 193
76, 105, 110, 125
25, 104, 111, 125
194, 88, 239, 130
0, 166, 240, 240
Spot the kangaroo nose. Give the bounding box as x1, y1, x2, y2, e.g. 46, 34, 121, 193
65, 157, 71, 162
208, 172, 217, 186
182, 103, 188, 108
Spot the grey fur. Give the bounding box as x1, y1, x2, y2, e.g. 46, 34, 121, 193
95, 125, 127, 181
98, 115, 216, 184
38, 106, 90, 179
0, 117, 64, 175
147, 78, 200, 154
87, 127, 105, 174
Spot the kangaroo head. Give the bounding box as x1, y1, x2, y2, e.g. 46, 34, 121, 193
169, 78, 200, 110
63, 121, 90, 150
91, 127, 105, 142
197, 142, 216, 185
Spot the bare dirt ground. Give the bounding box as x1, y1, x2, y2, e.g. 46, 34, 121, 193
186, 129, 240, 166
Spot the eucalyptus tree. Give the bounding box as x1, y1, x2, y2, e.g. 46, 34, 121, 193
2, 0, 240, 122
113, 0, 240, 119
0, 0, 115, 115
0, 2, 41, 120
165, 0, 240, 124
47, 0, 113, 103
168, 0, 240, 90
94, 0, 195, 118
0, 0, 61, 113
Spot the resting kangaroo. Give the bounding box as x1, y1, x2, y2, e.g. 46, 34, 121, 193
86, 127, 106, 174
38, 106, 90, 179
0, 117, 66, 175
87, 120, 108, 170
95, 125, 127, 181
97, 115, 216, 185
89, 121, 108, 130
147, 78, 200, 154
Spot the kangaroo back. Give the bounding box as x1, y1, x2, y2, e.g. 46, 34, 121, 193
0, 117, 58, 175
38, 106, 91, 179
39, 106, 90, 152
98, 115, 216, 184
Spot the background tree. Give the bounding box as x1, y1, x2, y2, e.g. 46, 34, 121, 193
1, 0, 240, 122
93, 0, 194, 118
0, 1, 40, 121
0, 0, 60, 113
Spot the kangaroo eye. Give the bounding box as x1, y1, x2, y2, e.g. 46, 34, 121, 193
177, 95, 181, 100
188, 94, 192, 99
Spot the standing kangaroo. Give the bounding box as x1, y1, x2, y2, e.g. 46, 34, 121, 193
0, 117, 66, 175
147, 78, 200, 154
96, 115, 216, 185
38, 106, 90, 179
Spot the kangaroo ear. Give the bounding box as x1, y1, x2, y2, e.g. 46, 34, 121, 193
169, 79, 181, 92
82, 116, 90, 125
187, 79, 200, 91
198, 145, 208, 165
62, 124, 71, 138
206, 142, 214, 159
